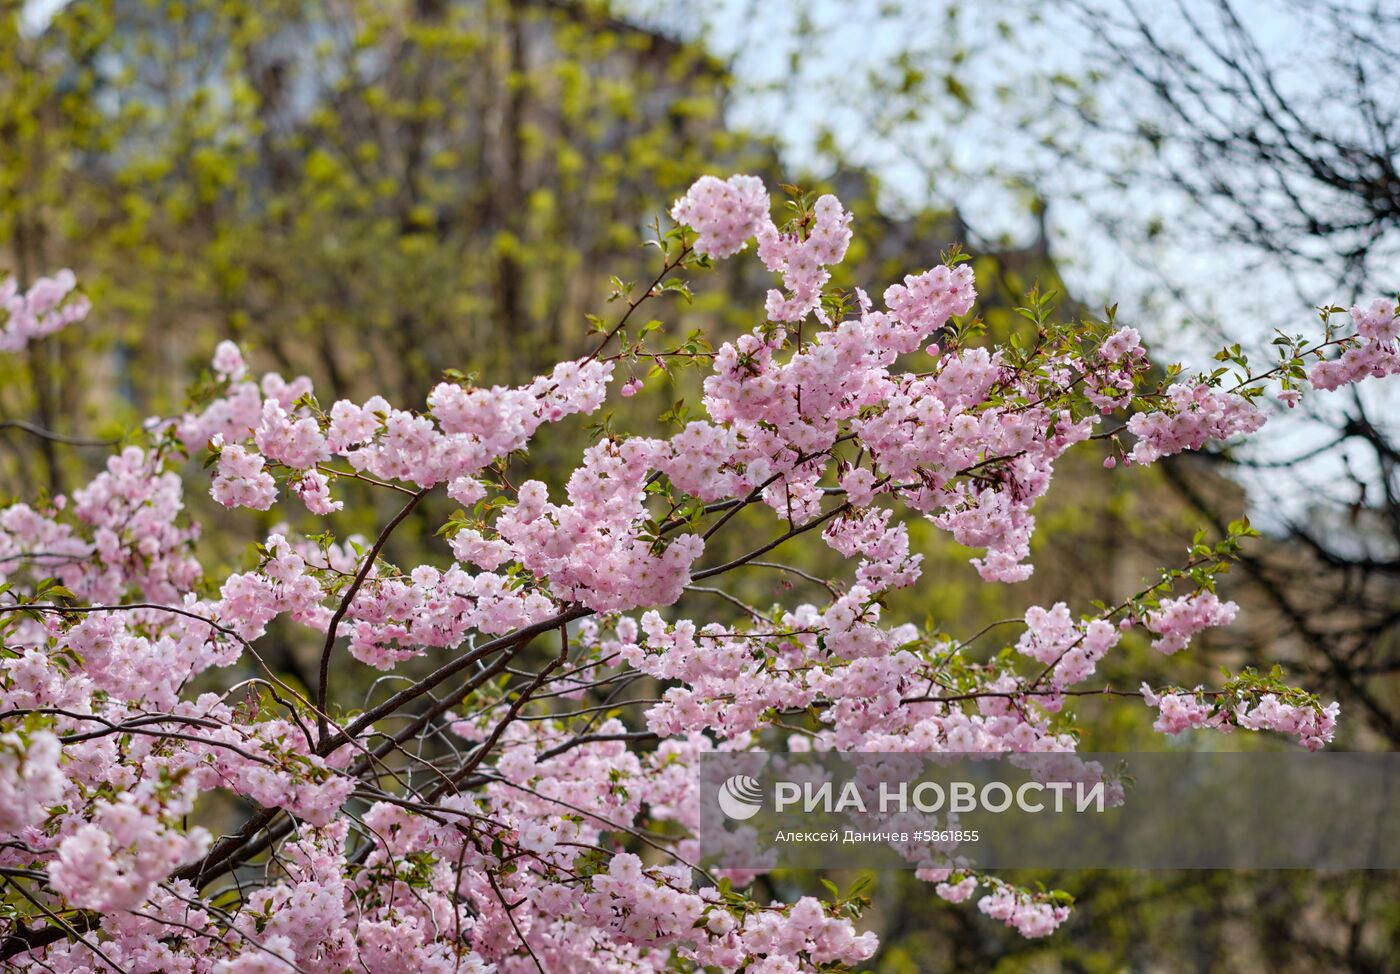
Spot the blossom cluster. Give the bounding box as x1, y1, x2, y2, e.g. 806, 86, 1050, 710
0, 176, 1380, 971
669, 173, 770, 259
181, 352, 614, 512
977, 885, 1073, 938
1308, 297, 1400, 390
1237, 693, 1340, 752
1126, 382, 1265, 465
1144, 590, 1238, 655
1016, 603, 1121, 688
1141, 684, 1338, 751
0, 730, 62, 833
1, 269, 91, 351
49, 779, 210, 913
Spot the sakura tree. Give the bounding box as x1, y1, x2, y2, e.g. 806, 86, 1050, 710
0, 175, 1395, 971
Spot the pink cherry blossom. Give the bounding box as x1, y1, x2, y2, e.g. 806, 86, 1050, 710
670, 174, 770, 258
0, 188, 1380, 972
1, 270, 90, 351
1145, 590, 1238, 655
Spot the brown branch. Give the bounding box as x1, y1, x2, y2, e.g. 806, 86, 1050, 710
315, 487, 431, 744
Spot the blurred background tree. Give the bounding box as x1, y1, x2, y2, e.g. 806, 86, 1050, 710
2, 0, 1397, 970
5, 0, 760, 414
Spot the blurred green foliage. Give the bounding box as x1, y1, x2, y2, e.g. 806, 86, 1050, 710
5, 0, 757, 406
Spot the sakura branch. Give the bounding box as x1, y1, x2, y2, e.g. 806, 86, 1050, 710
0, 176, 1395, 971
